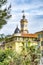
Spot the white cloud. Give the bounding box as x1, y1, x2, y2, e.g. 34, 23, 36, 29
0, 0, 43, 35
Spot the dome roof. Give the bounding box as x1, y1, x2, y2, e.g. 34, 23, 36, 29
14, 26, 20, 34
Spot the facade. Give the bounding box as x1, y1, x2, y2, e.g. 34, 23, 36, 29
0, 12, 42, 53
4, 13, 38, 53
35, 31, 43, 56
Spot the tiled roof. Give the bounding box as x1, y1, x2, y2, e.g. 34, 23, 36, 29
35, 30, 43, 34
21, 33, 37, 38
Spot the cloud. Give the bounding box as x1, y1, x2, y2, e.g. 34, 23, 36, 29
11, 0, 43, 16
34, 15, 43, 20
12, 0, 43, 5
0, 0, 43, 35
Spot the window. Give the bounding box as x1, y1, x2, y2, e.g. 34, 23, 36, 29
41, 34, 43, 38
38, 34, 43, 38
24, 25, 27, 27
41, 41, 43, 46
38, 34, 41, 38
14, 38, 17, 40
7, 46, 12, 49
17, 37, 20, 41
42, 50, 43, 56
21, 24, 24, 27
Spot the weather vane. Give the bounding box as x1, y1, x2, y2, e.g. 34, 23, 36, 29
22, 10, 25, 19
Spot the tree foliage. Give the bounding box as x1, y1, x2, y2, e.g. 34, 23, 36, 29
0, 0, 11, 29
0, 43, 41, 65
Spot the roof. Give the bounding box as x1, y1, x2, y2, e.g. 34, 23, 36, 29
14, 26, 20, 34
35, 30, 43, 34
21, 33, 37, 38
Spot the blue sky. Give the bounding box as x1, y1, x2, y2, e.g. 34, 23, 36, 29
0, 0, 43, 35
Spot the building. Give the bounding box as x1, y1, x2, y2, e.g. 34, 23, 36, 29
4, 11, 39, 53
0, 11, 42, 53
35, 31, 43, 56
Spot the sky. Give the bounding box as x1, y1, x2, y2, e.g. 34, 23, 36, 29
0, 0, 43, 35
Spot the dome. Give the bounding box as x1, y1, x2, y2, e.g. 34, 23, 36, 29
14, 26, 20, 34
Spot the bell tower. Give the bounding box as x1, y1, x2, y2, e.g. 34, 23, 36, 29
20, 11, 28, 33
